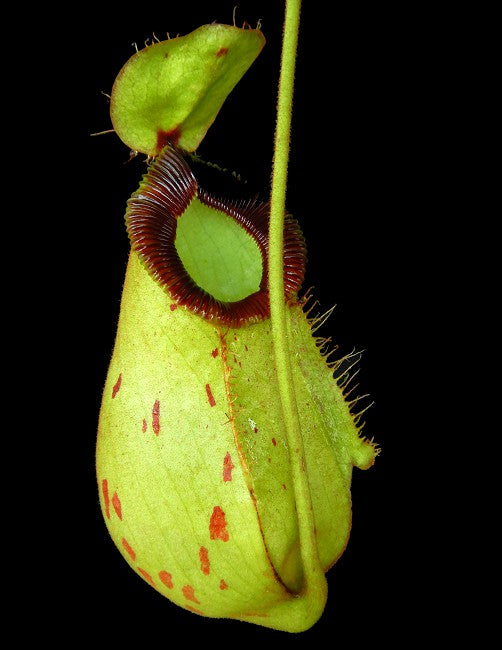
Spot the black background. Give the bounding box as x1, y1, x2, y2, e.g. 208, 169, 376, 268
36, 0, 429, 644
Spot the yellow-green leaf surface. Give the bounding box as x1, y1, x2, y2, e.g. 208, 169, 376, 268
96, 252, 376, 631
110, 24, 265, 155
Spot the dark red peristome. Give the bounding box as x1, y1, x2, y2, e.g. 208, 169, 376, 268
125, 145, 306, 327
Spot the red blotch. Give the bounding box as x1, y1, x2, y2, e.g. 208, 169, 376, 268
254, 427, 258, 434
205, 383, 216, 407
211, 347, 219, 358
245, 345, 249, 351
122, 538, 136, 562
282, 483, 287, 490
209, 506, 229, 541
223, 452, 234, 482
170, 303, 178, 311
156, 125, 182, 151
216, 47, 228, 57
272, 437, 277, 446
152, 400, 160, 435
142, 418, 147, 433
137, 567, 156, 588
112, 373, 122, 398
182, 584, 200, 603
102, 479, 110, 519
186, 605, 204, 615
158, 570, 174, 589
111, 491, 122, 520
219, 579, 228, 590
199, 546, 210, 575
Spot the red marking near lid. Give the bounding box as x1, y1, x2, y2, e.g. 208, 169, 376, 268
137, 567, 156, 588
182, 585, 200, 603
186, 605, 204, 616
223, 452, 234, 482
152, 400, 160, 435
209, 506, 229, 542
158, 571, 174, 589
111, 491, 122, 520
272, 437, 277, 446
102, 479, 110, 519
156, 125, 182, 152
142, 418, 147, 433
112, 373, 122, 398
211, 348, 219, 358
216, 47, 228, 57
219, 579, 228, 590
254, 427, 258, 434
205, 383, 216, 407
170, 303, 177, 311
199, 546, 210, 575
121, 538, 136, 562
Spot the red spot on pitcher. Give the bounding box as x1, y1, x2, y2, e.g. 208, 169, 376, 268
152, 400, 160, 435
205, 383, 216, 407
112, 373, 122, 398
111, 491, 122, 520
209, 506, 229, 541
121, 538, 136, 562
158, 571, 174, 589
182, 584, 200, 603
199, 546, 210, 575
137, 567, 156, 588
223, 452, 234, 482
102, 479, 110, 519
